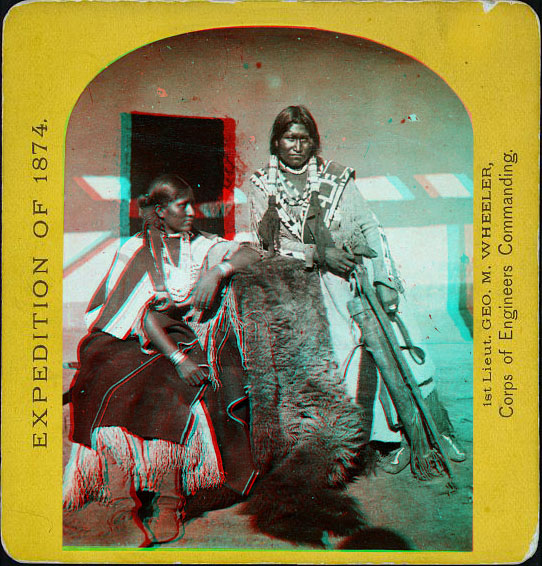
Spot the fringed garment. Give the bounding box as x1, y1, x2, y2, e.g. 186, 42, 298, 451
64, 230, 256, 510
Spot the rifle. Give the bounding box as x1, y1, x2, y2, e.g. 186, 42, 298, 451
347, 263, 455, 485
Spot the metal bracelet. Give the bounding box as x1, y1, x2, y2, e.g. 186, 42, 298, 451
168, 349, 188, 367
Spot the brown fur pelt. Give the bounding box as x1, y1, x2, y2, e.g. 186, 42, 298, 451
232, 256, 368, 544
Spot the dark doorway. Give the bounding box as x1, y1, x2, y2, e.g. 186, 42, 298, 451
123, 112, 235, 237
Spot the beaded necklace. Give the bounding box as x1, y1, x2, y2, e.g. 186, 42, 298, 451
267, 154, 319, 206
279, 159, 309, 175
160, 232, 197, 304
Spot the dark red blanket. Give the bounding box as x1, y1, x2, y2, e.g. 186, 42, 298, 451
69, 326, 254, 494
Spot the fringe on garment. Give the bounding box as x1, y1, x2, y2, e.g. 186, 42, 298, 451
411, 449, 447, 480
408, 412, 447, 480
180, 404, 225, 495
63, 409, 224, 511
62, 442, 109, 511
63, 291, 243, 511
189, 285, 246, 389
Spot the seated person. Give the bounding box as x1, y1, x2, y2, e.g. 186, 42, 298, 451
64, 174, 260, 546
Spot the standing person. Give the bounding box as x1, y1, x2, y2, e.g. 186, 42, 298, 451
64, 174, 260, 546
247, 105, 465, 476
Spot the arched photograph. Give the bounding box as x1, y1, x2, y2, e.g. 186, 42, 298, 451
62, 27, 473, 551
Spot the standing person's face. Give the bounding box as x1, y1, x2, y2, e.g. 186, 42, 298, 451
156, 191, 195, 234
276, 123, 314, 169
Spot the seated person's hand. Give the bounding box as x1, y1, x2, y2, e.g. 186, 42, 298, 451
375, 283, 399, 314
175, 357, 208, 387
324, 247, 357, 275
190, 268, 223, 310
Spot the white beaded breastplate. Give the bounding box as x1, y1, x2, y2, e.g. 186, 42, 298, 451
162, 234, 197, 305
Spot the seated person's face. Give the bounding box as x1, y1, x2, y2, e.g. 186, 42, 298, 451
277, 123, 313, 169
156, 192, 195, 234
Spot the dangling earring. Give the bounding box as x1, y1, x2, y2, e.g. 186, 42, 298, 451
154, 205, 165, 231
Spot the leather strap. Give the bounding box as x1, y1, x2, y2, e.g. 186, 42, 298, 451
392, 313, 426, 365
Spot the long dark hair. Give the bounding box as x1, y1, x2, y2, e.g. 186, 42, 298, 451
269, 105, 321, 157
138, 174, 194, 229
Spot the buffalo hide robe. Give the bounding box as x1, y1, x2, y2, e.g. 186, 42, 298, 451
235, 256, 368, 545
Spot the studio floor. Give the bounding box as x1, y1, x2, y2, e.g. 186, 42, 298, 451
63, 343, 472, 552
